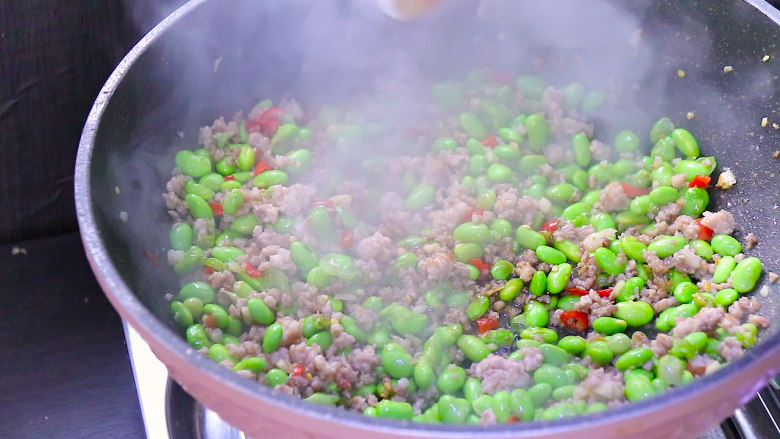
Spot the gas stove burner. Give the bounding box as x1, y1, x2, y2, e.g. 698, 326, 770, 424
124, 323, 780, 439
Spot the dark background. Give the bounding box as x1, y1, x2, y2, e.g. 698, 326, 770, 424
0, 1, 183, 437
1, 1, 780, 438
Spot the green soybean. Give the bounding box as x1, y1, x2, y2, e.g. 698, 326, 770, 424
433, 137, 457, 152
594, 247, 626, 275
405, 183, 436, 211
672, 128, 700, 158
592, 317, 627, 335
731, 257, 763, 293
690, 239, 714, 259
456, 334, 492, 362
712, 255, 736, 283
673, 281, 698, 304
382, 343, 413, 378
715, 288, 739, 306
525, 114, 549, 151
453, 222, 492, 243
547, 263, 572, 294
625, 374, 656, 402
179, 281, 215, 303
534, 364, 569, 389
613, 301, 654, 326
490, 260, 514, 280
376, 400, 414, 420
711, 234, 742, 257
572, 133, 592, 167
253, 170, 288, 188
615, 130, 639, 153
438, 365, 467, 394
499, 278, 524, 302
648, 235, 686, 258
680, 187, 708, 217
529, 270, 547, 297
649, 186, 679, 205
516, 225, 546, 250
176, 150, 212, 177
262, 322, 283, 353
487, 163, 513, 183
546, 183, 577, 203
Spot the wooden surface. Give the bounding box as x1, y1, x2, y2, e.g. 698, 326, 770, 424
0, 232, 145, 438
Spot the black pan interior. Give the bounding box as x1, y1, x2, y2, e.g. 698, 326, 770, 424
88, 0, 780, 372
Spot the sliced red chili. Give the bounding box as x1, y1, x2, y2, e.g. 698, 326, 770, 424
620, 183, 651, 197
340, 229, 354, 249
462, 207, 485, 223
565, 287, 589, 296
475, 316, 499, 334
596, 288, 613, 298
540, 219, 561, 233
506, 416, 519, 423
468, 258, 492, 271
246, 107, 283, 136
482, 135, 499, 148
253, 160, 272, 176
337, 378, 352, 390
292, 364, 305, 377
695, 218, 714, 241
245, 263, 263, 278
203, 265, 215, 275
203, 314, 218, 329
209, 202, 224, 216
224, 174, 235, 181
689, 175, 711, 188
560, 310, 589, 331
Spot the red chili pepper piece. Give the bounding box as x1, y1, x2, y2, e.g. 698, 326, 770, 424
689, 175, 711, 188
475, 316, 499, 334
620, 182, 651, 197
224, 175, 235, 181
245, 263, 263, 278
540, 219, 561, 233
209, 202, 224, 216
203, 266, 215, 275
560, 310, 589, 331
695, 218, 714, 241
481, 135, 499, 147
340, 229, 354, 249
337, 378, 352, 390
596, 288, 613, 298
462, 207, 485, 223
292, 365, 305, 377
246, 107, 283, 136
565, 287, 589, 296
311, 200, 335, 208
254, 160, 272, 176
506, 416, 519, 423
468, 258, 492, 271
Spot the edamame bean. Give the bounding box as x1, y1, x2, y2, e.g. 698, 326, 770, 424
516, 75, 547, 100
525, 300, 550, 327
376, 400, 414, 420
487, 164, 513, 183
453, 222, 492, 243
494, 144, 522, 162
179, 281, 215, 303
649, 186, 679, 205
499, 278, 523, 301
498, 127, 523, 143
547, 263, 572, 294
307, 331, 333, 351
540, 343, 570, 366
185, 324, 211, 349
592, 317, 627, 335
672, 128, 700, 158
712, 255, 736, 283
454, 243, 483, 262
237, 145, 256, 171
518, 154, 547, 174
625, 374, 656, 402
516, 225, 546, 250
287, 148, 313, 174
605, 333, 632, 355
491, 391, 513, 423
490, 260, 514, 280
620, 236, 647, 263
382, 343, 414, 378
433, 137, 457, 152
690, 239, 714, 259
221, 189, 244, 215
594, 247, 626, 275
680, 187, 708, 217
525, 114, 549, 151
466, 296, 490, 320
613, 301, 654, 326
520, 327, 559, 344
528, 382, 553, 407
233, 356, 266, 373
711, 234, 742, 257
438, 365, 467, 394
231, 213, 258, 235
647, 235, 686, 258
615, 130, 639, 153
591, 213, 616, 231
405, 183, 436, 211
266, 368, 289, 386
529, 270, 547, 297
463, 377, 482, 402
536, 246, 566, 265
650, 117, 675, 143
615, 347, 653, 371
673, 281, 698, 303
572, 133, 592, 167
457, 334, 492, 362
715, 288, 739, 306
732, 257, 763, 293
176, 150, 212, 177
185, 193, 213, 219
253, 170, 288, 188
459, 112, 487, 140
546, 183, 577, 203
262, 322, 283, 353
558, 335, 586, 354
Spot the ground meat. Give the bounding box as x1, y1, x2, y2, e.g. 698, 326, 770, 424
744, 232, 758, 250
596, 182, 631, 213
355, 232, 394, 262
654, 203, 681, 223
718, 337, 744, 361
669, 215, 700, 241
573, 289, 617, 317
728, 297, 761, 320
699, 210, 736, 235
493, 189, 539, 225
668, 246, 710, 277
590, 140, 610, 161
650, 333, 674, 357
470, 354, 533, 394
573, 368, 626, 403
671, 307, 725, 338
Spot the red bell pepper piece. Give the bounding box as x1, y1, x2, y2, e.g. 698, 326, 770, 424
620, 182, 651, 197
475, 316, 499, 333
689, 175, 711, 188
481, 135, 499, 147
560, 310, 589, 331
245, 263, 263, 278
468, 258, 492, 271
246, 107, 283, 136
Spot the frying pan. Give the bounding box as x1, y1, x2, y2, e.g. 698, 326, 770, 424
75, 1, 780, 438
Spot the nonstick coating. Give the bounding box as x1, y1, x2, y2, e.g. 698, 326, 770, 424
76, 1, 780, 438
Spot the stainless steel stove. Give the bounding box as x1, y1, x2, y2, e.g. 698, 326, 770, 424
124, 323, 780, 439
